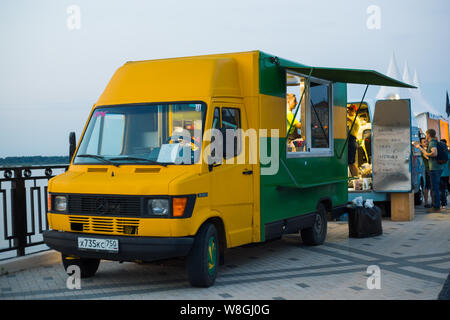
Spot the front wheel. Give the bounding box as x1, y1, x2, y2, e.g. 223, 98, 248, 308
187, 223, 219, 287
62, 254, 100, 278
301, 203, 328, 246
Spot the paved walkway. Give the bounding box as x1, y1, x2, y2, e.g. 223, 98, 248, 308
0, 206, 449, 300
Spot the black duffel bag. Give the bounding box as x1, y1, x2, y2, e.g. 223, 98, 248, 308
348, 205, 383, 238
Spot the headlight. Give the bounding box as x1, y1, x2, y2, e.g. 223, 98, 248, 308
148, 199, 169, 216
54, 196, 67, 212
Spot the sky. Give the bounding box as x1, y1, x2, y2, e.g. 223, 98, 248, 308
0, 0, 449, 157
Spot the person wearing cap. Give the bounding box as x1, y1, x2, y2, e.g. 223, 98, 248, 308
347, 104, 360, 177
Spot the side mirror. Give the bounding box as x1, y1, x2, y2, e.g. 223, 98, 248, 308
207, 156, 222, 172
69, 132, 76, 162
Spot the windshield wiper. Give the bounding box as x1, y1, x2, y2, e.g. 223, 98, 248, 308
109, 156, 168, 167
76, 154, 120, 167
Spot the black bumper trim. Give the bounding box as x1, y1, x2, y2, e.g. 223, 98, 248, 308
43, 230, 194, 262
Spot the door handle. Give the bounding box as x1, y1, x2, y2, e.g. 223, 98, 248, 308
242, 170, 253, 175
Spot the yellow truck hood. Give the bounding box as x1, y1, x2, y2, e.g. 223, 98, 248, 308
48, 165, 193, 195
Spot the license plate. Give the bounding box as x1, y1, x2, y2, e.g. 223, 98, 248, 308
78, 237, 119, 253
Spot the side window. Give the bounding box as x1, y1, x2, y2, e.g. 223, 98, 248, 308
310, 83, 330, 149
212, 107, 220, 130
221, 108, 241, 130
286, 73, 307, 152
210, 108, 221, 158
221, 107, 242, 159
286, 71, 333, 156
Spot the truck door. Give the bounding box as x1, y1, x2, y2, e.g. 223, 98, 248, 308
372, 99, 412, 192
209, 102, 254, 247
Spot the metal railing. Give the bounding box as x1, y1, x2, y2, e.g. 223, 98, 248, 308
0, 165, 68, 258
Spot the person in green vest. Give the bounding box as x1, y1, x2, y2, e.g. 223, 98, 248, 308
416, 129, 443, 212
286, 93, 302, 151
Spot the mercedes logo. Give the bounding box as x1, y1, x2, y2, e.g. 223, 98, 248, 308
95, 198, 107, 214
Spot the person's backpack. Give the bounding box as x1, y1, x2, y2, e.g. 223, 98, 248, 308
436, 141, 449, 164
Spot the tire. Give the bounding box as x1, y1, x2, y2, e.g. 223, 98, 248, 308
187, 223, 219, 287
62, 254, 100, 278
301, 203, 328, 246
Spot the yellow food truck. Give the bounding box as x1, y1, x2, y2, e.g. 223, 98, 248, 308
43, 51, 414, 287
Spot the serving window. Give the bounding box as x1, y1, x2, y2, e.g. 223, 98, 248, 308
286, 71, 333, 157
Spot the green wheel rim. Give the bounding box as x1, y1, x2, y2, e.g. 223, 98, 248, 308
207, 236, 217, 276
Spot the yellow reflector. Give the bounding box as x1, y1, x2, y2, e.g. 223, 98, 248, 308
172, 197, 187, 217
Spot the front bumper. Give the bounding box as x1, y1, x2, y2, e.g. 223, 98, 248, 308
43, 230, 194, 262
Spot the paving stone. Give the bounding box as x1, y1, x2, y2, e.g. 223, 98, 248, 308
1, 205, 448, 300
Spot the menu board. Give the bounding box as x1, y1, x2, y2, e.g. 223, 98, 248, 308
372, 100, 412, 192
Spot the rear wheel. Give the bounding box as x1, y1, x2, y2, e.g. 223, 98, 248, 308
301, 203, 328, 246
62, 254, 100, 278
187, 223, 219, 287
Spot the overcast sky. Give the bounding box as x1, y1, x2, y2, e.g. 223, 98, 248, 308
1, 0, 449, 157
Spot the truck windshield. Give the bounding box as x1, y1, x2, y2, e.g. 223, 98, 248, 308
74, 102, 206, 166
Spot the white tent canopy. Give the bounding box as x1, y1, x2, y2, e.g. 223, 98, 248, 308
376, 53, 441, 117
376, 53, 401, 101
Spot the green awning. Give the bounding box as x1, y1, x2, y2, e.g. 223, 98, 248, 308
280, 64, 416, 88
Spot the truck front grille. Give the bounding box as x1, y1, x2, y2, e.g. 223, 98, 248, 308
67, 195, 142, 216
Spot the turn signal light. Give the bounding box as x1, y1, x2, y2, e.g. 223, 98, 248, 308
172, 197, 188, 217
48, 194, 52, 211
